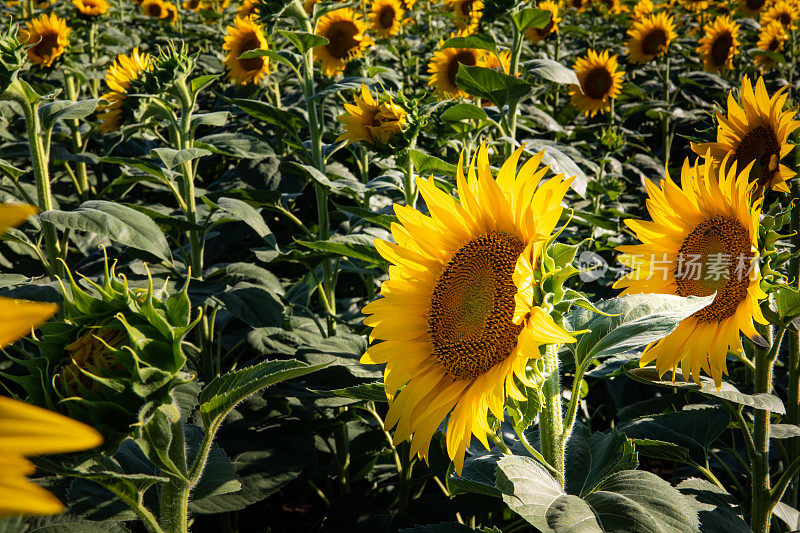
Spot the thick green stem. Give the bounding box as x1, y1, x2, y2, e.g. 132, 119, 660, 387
174, 81, 203, 279
402, 142, 416, 206
504, 22, 524, 158
65, 74, 91, 200
160, 479, 190, 533
539, 344, 565, 487
661, 57, 671, 170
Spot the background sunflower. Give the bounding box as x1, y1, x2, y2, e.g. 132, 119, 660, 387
20, 13, 69, 67
223, 16, 270, 85
569, 49, 624, 116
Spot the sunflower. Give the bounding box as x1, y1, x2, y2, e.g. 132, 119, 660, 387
761, 0, 798, 29
361, 144, 575, 473
183, 0, 202, 10
369, 0, 405, 37
0, 204, 103, 516
626, 12, 677, 63
483, 50, 513, 74
337, 84, 407, 146
141, 0, 168, 17
569, 49, 624, 117
567, 0, 589, 12
223, 16, 270, 85
614, 155, 766, 387
96, 48, 152, 133
681, 0, 709, 12
632, 0, 654, 19
73, 0, 109, 16
164, 2, 177, 22
697, 15, 740, 73
427, 36, 486, 99
691, 76, 800, 194
525, 1, 560, 43
237, 0, 258, 17
754, 20, 788, 71
446, 0, 483, 33
314, 8, 373, 77
739, 0, 766, 17
20, 14, 69, 68
596, 0, 628, 15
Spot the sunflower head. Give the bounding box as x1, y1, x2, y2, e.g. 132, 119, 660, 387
596, 0, 628, 16
96, 47, 152, 133
754, 20, 788, 71
525, 1, 560, 43
361, 143, 575, 473
632, 0, 654, 19
223, 16, 270, 85
73, 0, 110, 16
369, 0, 405, 38
614, 154, 765, 387
337, 84, 411, 152
184, 0, 203, 10
681, 0, 709, 12
0, 24, 26, 94
691, 75, 800, 195
427, 33, 486, 99
739, 0, 766, 17
697, 15, 740, 73
237, 0, 259, 17
626, 12, 677, 63
19, 13, 70, 68
446, 0, 484, 32
141, 0, 169, 18
314, 8, 373, 77
569, 49, 624, 117
761, 0, 798, 29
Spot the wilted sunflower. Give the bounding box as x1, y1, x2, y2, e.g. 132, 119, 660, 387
626, 12, 677, 63
141, 0, 168, 18
754, 20, 787, 71
223, 16, 270, 85
569, 49, 624, 117
369, 0, 405, 37
761, 0, 798, 29
632, 0, 654, 19
314, 8, 373, 77
446, 0, 483, 32
96, 48, 152, 133
337, 84, 407, 146
697, 15, 739, 73
427, 36, 485, 99
525, 1, 560, 43
0, 204, 102, 516
739, 0, 766, 17
361, 144, 575, 473
692, 76, 800, 194
237, 0, 259, 17
615, 156, 765, 387
73, 0, 109, 16
20, 14, 69, 68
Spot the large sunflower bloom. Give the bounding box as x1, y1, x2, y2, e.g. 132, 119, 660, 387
691, 76, 800, 194
525, 1, 560, 43
697, 15, 740, 73
569, 49, 624, 117
427, 35, 485, 99
96, 48, 152, 133
141, 0, 169, 18
361, 144, 575, 473
223, 16, 270, 85
761, 0, 798, 29
754, 21, 788, 71
0, 204, 102, 516
20, 14, 70, 68
632, 0, 654, 19
626, 12, 677, 63
739, 0, 766, 17
314, 8, 373, 77
614, 156, 765, 387
446, 0, 483, 32
369, 0, 405, 37
73, 0, 109, 16
337, 84, 407, 146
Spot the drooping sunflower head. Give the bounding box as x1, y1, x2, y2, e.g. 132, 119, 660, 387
427, 34, 486, 99
632, 0, 654, 19
692, 75, 800, 195
237, 0, 259, 16
525, 1, 560, 43
141, 0, 169, 18
223, 16, 270, 85
697, 15, 740, 73
569, 49, 624, 117
314, 8, 373, 77
626, 12, 677, 63
754, 20, 788, 71
614, 155, 765, 387
73, 0, 110, 16
370, 0, 405, 37
337, 84, 409, 149
446, 0, 484, 32
361, 143, 575, 473
20, 13, 70, 68
96, 47, 152, 133
761, 0, 798, 29
739, 0, 766, 17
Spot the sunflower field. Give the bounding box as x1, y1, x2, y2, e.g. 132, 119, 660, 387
2, 0, 800, 531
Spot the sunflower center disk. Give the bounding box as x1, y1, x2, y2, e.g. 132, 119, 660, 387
447, 51, 477, 87
428, 232, 525, 381
674, 215, 753, 323
710, 32, 733, 66
584, 67, 613, 100
734, 124, 781, 189
379, 6, 396, 28
238, 34, 264, 71
326, 21, 359, 59
746, 0, 765, 9
33, 31, 59, 58
642, 29, 668, 56
460, 0, 473, 16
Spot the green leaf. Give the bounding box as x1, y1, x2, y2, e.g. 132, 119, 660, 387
441, 33, 497, 54
565, 426, 638, 497
296, 234, 382, 264
527, 59, 580, 86
152, 147, 211, 170
626, 367, 786, 413
223, 96, 303, 131
216, 285, 285, 328
769, 424, 800, 439
190, 74, 219, 94
409, 149, 458, 177
677, 478, 750, 533
448, 453, 502, 497
278, 30, 328, 54
310, 77, 375, 101
285, 162, 366, 195
774, 502, 800, 531
455, 65, 533, 109
632, 438, 692, 464
198, 359, 329, 431
522, 141, 588, 196
0, 158, 24, 180
441, 103, 489, 122
310, 382, 387, 402
774, 285, 800, 320
214, 197, 272, 239
39, 98, 105, 130
196, 133, 275, 159
191, 111, 229, 131
39, 200, 172, 261
511, 8, 552, 31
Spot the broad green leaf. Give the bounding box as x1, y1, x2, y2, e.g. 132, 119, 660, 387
216, 285, 284, 328
310, 77, 375, 101
196, 133, 275, 159
190, 74, 219, 94
0, 158, 24, 180
521, 141, 588, 196
186, 427, 241, 500
774, 285, 800, 320
409, 149, 458, 177
677, 478, 750, 533
39, 99, 105, 130
223, 96, 303, 131
527, 59, 580, 86
191, 111, 229, 131
214, 197, 272, 239
39, 201, 171, 261
441, 103, 489, 122
198, 359, 329, 431
286, 162, 366, 195
511, 8, 552, 31
774, 502, 800, 531
455, 65, 533, 109
441, 34, 497, 54
632, 438, 692, 464
449, 453, 502, 497
310, 382, 386, 402
278, 30, 328, 54
565, 426, 637, 497
296, 234, 382, 264
769, 424, 800, 439
335, 203, 398, 229
152, 147, 211, 170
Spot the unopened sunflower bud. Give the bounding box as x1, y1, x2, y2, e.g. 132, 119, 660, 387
0, 24, 26, 96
